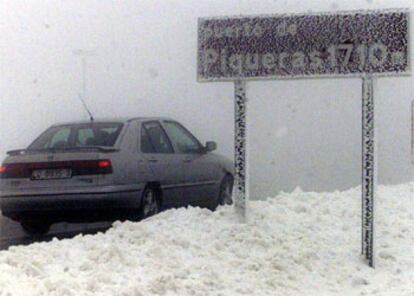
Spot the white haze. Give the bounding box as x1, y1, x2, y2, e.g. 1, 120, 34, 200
0, 0, 413, 198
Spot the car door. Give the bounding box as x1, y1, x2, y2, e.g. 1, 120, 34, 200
161, 120, 220, 206
139, 121, 184, 208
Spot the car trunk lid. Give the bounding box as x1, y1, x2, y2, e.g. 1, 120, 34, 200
0, 148, 115, 190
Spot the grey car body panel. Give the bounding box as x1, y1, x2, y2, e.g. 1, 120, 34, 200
0, 117, 233, 223
158, 120, 221, 207
1, 184, 143, 197
136, 120, 188, 207
1, 190, 141, 212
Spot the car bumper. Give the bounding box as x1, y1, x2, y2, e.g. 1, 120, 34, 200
0, 185, 143, 222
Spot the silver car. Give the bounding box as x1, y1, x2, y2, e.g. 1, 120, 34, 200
0, 117, 234, 236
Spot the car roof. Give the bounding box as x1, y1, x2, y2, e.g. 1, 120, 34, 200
51, 117, 176, 126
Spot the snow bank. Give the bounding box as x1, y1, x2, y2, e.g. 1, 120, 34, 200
0, 183, 413, 296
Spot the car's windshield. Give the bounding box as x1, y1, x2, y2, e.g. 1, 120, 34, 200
27, 122, 123, 150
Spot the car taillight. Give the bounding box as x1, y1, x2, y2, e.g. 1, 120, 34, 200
72, 159, 113, 175
98, 160, 111, 168
96, 159, 112, 174
0, 165, 6, 174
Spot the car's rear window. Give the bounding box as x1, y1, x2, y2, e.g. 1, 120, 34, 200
28, 122, 124, 150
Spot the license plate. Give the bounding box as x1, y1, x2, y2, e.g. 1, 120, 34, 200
31, 168, 72, 180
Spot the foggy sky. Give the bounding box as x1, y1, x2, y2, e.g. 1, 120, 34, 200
1, 0, 413, 198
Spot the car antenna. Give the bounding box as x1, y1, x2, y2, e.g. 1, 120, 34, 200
78, 93, 94, 122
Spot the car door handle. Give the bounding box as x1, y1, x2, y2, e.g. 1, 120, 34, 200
183, 157, 192, 163
147, 157, 158, 163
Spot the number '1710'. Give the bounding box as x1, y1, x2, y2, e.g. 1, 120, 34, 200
327, 43, 405, 69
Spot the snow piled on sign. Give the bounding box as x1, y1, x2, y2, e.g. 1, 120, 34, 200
0, 183, 413, 296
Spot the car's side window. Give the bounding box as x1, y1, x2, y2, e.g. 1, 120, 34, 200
140, 126, 155, 153
163, 121, 203, 154
141, 121, 174, 154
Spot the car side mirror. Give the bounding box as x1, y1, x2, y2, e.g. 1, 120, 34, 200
205, 141, 217, 152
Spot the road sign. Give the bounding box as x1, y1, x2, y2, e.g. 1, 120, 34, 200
198, 10, 409, 81
197, 9, 410, 267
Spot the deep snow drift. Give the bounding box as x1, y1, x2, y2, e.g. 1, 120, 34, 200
0, 183, 413, 296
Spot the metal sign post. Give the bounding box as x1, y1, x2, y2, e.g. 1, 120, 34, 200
412, 100, 414, 164
361, 75, 376, 267
197, 9, 409, 267
234, 80, 247, 222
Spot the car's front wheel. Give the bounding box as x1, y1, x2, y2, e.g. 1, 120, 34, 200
20, 221, 51, 237
210, 175, 234, 211
139, 186, 160, 219
219, 175, 234, 206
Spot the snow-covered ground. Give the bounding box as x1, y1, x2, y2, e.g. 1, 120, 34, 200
0, 183, 413, 296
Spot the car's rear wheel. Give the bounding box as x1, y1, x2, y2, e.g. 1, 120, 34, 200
139, 186, 160, 219
20, 221, 51, 237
